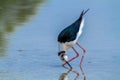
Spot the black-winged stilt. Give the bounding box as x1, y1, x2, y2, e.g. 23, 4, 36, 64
57, 9, 89, 70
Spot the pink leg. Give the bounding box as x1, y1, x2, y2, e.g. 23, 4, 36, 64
76, 42, 87, 80
62, 64, 80, 79
62, 47, 80, 79
63, 47, 79, 66
76, 42, 86, 66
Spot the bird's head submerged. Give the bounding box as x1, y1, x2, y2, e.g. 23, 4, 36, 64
58, 51, 68, 62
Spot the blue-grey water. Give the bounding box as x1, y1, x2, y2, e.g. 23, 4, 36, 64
0, 0, 120, 80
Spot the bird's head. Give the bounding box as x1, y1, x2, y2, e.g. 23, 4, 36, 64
58, 51, 68, 62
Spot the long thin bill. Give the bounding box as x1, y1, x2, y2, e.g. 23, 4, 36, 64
66, 61, 72, 71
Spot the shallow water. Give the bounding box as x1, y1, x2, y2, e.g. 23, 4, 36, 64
0, 0, 120, 80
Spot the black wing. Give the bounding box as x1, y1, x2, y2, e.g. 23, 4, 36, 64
58, 20, 81, 43
57, 9, 89, 43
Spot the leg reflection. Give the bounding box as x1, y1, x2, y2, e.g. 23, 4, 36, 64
80, 65, 86, 80
59, 70, 79, 80
59, 65, 87, 80
61, 65, 79, 80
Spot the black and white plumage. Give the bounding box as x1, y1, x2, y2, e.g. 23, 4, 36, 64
57, 9, 89, 70
58, 12, 84, 43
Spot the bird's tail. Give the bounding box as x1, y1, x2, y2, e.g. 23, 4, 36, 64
78, 9, 90, 20
82, 9, 90, 16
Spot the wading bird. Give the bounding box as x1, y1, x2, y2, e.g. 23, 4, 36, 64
57, 9, 89, 70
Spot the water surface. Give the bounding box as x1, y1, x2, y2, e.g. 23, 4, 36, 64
0, 0, 120, 80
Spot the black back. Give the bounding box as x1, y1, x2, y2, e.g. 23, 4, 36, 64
57, 9, 89, 43
58, 18, 81, 43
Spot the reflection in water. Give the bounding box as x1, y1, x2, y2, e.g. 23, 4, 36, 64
0, 0, 45, 57
80, 65, 86, 80
61, 65, 79, 80
61, 62, 86, 80
0, 32, 8, 56
59, 65, 86, 80
59, 72, 69, 80
59, 70, 79, 80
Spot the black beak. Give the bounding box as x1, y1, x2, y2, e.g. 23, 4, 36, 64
65, 61, 72, 71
